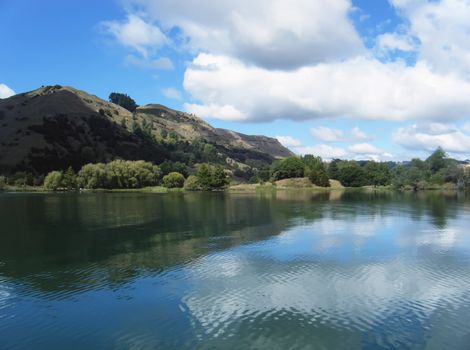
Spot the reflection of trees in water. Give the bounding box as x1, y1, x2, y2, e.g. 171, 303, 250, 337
0, 191, 467, 293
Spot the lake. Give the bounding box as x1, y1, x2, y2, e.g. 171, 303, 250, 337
1, 191, 470, 349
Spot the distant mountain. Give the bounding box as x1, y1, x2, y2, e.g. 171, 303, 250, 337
0, 86, 292, 174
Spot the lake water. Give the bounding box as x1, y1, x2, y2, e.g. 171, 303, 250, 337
1, 191, 470, 349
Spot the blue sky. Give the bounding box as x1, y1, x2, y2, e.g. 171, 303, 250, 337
2, 0, 470, 161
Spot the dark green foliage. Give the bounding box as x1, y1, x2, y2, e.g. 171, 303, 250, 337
302, 155, 330, 187
75, 160, 161, 189
271, 157, 305, 181
0, 176, 6, 190
62, 166, 76, 190
426, 147, 447, 172
337, 161, 366, 187
328, 159, 340, 180
43, 171, 63, 191
109, 92, 138, 112
159, 161, 190, 177
195, 164, 229, 190
363, 161, 391, 186
163, 172, 185, 188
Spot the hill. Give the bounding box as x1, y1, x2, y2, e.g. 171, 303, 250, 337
0, 85, 292, 174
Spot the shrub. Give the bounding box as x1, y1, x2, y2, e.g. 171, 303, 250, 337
163, 172, 185, 188
0, 176, 6, 190
271, 157, 305, 181
184, 175, 200, 191
43, 171, 63, 191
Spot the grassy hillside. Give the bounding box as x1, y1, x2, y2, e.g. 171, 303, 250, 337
0, 85, 292, 175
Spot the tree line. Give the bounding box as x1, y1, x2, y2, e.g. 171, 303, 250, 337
42, 159, 229, 191
246, 147, 469, 190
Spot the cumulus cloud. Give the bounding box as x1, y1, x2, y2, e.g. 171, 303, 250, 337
101, 14, 169, 58
161, 87, 182, 100
393, 123, 470, 154
310, 126, 370, 142
275, 136, 302, 148
310, 127, 344, 142
184, 53, 470, 122
375, 32, 417, 53
102, 0, 470, 127
0, 83, 15, 98
390, 0, 470, 77
294, 142, 390, 161
129, 0, 363, 70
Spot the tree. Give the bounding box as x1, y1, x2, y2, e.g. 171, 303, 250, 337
62, 166, 76, 190
363, 161, 391, 186
338, 161, 366, 187
109, 92, 138, 112
196, 164, 213, 190
308, 167, 330, 187
43, 171, 63, 191
163, 172, 185, 188
271, 157, 305, 180
184, 175, 200, 191
426, 147, 447, 172
0, 176, 6, 191
328, 159, 340, 180
303, 155, 330, 187
211, 166, 229, 189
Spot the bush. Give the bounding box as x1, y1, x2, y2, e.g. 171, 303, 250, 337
308, 168, 330, 187
0, 176, 6, 190
271, 157, 305, 181
109, 92, 138, 112
43, 171, 63, 191
184, 175, 200, 191
163, 172, 185, 188
194, 164, 230, 190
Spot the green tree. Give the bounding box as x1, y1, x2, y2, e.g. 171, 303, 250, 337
271, 157, 305, 180
109, 92, 138, 112
0, 176, 6, 191
62, 166, 77, 190
196, 164, 213, 190
43, 171, 63, 191
338, 161, 366, 187
163, 172, 185, 188
328, 159, 340, 180
426, 147, 447, 172
184, 175, 200, 191
211, 166, 229, 189
363, 161, 391, 186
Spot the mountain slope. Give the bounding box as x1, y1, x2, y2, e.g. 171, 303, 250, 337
0, 86, 292, 174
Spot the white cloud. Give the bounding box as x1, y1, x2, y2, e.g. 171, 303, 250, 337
161, 87, 182, 100
310, 126, 370, 142
294, 142, 390, 161
131, 0, 363, 69
101, 14, 169, 58
0, 83, 15, 98
310, 127, 344, 142
351, 127, 370, 141
184, 102, 246, 121
294, 144, 348, 159
375, 32, 417, 53
390, 0, 470, 77
183, 53, 470, 122
275, 136, 301, 147
124, 54, 174, 70
393, 123, 470, 154
347, 143, 383, 155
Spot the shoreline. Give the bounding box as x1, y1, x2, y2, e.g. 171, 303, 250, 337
0, 184, 462, 194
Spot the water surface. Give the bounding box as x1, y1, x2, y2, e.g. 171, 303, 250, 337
1, 191, 470, 349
